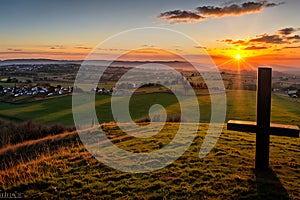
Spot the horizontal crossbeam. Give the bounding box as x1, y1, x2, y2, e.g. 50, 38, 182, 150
227, 120, 299, 138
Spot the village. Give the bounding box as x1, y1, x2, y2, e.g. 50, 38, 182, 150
1, 62, 300, 101
0, 83, 73, 99
0, 83, 118, 101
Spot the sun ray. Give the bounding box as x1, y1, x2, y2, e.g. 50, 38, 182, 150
217, 58, 235, 67
240, 59, 256, 71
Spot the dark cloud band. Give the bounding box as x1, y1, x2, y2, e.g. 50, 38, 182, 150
158, 1, 284, 24
158, 10, 206, 24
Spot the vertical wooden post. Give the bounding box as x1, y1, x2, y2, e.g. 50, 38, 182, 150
255, 68, 272, 170
227, 67, 299, 171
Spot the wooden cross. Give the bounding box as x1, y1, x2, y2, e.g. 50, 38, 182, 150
227, 67, 299, 170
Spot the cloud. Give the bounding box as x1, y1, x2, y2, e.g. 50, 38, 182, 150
174, 48, 183, 52
220, 27, 300, 49
97, 48, 129, 52
7, 48, 22, 52
249, 34, 285, 44
264, 1, 285, 7
197, 2, 261, 17
218, 27, 300, 52
283, 46, 300, 49
221, 35, 276, 46
141, 45, 156, 48
49, 45, 92, 50
0, 51, 86, 56
277, 27, 299, 35
221, 39, 233, 43
221, 0, 244, 6
286, 35, 300, 42
219, 39, 247, 45
194, 45, 207, 49
196, 1, 284, 17
158, 10, 206, 24
158, 1, 283, 24
74, 46, 92, 50
49, 45, 65, 50
243, 45, 268, 50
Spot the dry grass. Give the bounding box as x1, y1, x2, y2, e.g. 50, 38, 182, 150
135, 114, 188, 123
0, 123, 299, 199
0, 119, 75, 148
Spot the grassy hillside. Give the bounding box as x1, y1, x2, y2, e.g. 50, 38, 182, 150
0, 90, 300, 127
0, 123, 299, 199
0, 90, 299, 198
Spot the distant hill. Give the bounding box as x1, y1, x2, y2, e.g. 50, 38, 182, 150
2, 59, 298, 73
0, 59, 186, 66
0, 59, 82, 66
0, 59, 191, 71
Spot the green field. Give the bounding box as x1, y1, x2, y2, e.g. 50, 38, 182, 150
0, 90, 300, 127
0, 90, 300, 199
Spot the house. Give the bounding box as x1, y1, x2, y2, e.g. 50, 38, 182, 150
287, 89, 299, 98
0, 77, 9, 82
287, 89, 298, 95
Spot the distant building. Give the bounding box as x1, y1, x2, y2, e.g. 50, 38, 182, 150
10, 76, 34, 83
286, 89, 299, 98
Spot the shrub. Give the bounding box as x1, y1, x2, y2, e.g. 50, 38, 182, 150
134, 114, 188, 123
0, 118, 76, 148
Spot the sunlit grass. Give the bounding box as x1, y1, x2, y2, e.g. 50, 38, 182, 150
0, 90, 300, 127
0, 123, 299, 199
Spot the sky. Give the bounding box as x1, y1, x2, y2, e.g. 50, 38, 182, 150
1, 0, 300, 71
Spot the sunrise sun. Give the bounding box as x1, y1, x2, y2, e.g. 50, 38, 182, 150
236, 54, 241, 60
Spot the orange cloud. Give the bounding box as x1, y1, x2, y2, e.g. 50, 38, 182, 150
219, 27, 300, 51
243, 45, 268, 50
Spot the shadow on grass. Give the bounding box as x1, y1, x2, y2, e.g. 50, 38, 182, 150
250, 168, 289, 200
